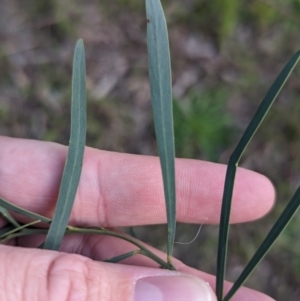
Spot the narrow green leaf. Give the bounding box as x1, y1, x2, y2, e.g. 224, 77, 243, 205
216, 50, 300, 301
104, 250, 140, 263
0, 206, 20, 228
224, 186, 300, 301
0, 228, 48, 243
44, 39, 87, 250
0, 220, 41, 241
146, 0, 176, 264
0, 197, 51, 223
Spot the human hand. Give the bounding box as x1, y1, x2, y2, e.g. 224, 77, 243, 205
0, 136, 276, 301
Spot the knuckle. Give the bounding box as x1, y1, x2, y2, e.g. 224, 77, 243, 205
46, 253, 110, 301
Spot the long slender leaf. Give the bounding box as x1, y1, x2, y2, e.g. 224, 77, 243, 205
216, 50, 300, 300
0, 227, 46, 243
104, 250, 140, 263
224, 186, 300, 301
0, 197, 51, 223
0, 220, 41, 239
44, 39, 86, 250
0, 206, 20, 227
146, 0, 176, 265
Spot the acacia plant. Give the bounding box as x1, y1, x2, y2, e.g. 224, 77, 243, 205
1, 1, 300, 300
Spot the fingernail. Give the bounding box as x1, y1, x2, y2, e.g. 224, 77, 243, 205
134, 275, 214, 301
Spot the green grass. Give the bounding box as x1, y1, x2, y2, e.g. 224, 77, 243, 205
173, 88, 234, 161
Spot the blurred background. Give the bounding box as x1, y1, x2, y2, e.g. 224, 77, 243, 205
0, 0, 300, 299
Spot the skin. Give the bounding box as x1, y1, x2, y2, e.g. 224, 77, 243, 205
0, 136, 276, 301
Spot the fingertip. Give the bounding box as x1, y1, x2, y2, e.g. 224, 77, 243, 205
232, 167, 276, 223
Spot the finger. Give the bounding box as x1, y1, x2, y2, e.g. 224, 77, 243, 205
0, 244, 217, 301
63, 235, 276, 301
53, 234, 277, 301
17, 232, 276, 301
0, 136, 275, 227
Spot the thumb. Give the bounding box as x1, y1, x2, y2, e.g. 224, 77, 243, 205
134, 275, 216, 301
1, 244, 216, 301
